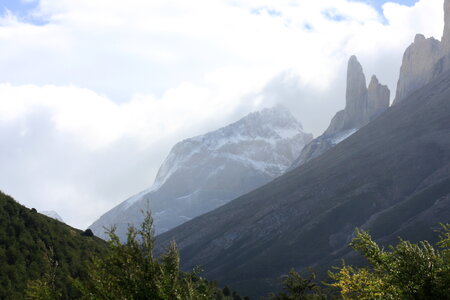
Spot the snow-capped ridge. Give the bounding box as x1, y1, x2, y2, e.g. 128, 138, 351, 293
153, 105, 310, 187
90, 106, 313, 240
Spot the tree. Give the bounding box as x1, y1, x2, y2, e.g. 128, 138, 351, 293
269, 269, 326, 300
223, 286, 231, 296
329, 226, 450, 299
81, 229, 94, 237
25, 247, 62, 300
76, 210, 218, 300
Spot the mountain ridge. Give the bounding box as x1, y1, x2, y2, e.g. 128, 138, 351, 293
155, 55, 450, 300
89, 106, 312, 240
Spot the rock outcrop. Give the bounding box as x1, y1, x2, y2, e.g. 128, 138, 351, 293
394, 0, 450, 104
343, 55, 368, 130
290, 56, 389, 169
393, 34, 442, 104
325, 57, 389, 135
442, 0, 450, 53
155, 59, 450, 300
367, 75, 390, 121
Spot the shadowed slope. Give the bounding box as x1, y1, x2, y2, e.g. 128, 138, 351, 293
156, 68, 450, 298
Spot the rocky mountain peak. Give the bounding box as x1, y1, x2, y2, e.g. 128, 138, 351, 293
90, 106, 313, 239
345, 56, 367, 107
367, 75, 390, 121
368, 74, 379, 86
224, 105, 304, 139
344, 55, 368, 129
40, 210, 64, 222
442, 0, 450, 52
324, 56, 389, 136
154, 106, 310, 187
293, 57, 389, 169
394, 0, 450, 104
414, 33, 426, 44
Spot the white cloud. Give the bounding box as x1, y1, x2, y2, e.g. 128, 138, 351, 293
0, 0, 444, 228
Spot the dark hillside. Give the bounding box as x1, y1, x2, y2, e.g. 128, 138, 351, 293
156, 68, 450, 298
0, 191, 107, 299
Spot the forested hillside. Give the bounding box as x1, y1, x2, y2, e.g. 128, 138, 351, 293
0, 191, 107, 299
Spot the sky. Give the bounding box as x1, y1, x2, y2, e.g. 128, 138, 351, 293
0, 0, 444, 229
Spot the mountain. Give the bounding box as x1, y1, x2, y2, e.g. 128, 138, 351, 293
155, 5, 450, 298
290, 56, 390, 169
393, 0, 450, 104
40, 210, 64, 222
156, 66, 450, 300
89, 106, 313, 240
0, 191, 106, 299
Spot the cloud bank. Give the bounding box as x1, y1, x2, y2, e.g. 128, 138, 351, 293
0, 0, 444, 228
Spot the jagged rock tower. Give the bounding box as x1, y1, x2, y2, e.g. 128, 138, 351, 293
325, 56, 390, 136
394, 0, 450, 104
290, 56, 390, 169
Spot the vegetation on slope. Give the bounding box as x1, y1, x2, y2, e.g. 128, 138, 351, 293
0, 191, 246, 299
5, 187, 450, 299
271, 225, 450, 300
0, 191, 107, 299
73, 211, 247, 300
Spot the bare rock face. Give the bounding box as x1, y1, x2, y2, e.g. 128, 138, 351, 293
393, 34, 442, 104
290, 56, 389, 170
367, 75, 390, 121
343, 55, 368, 130
442, 0, 450, 53
393, 0, 450, 104
324, 56, 389, 136
324, 110, 345, 135
325, 56, 368, 135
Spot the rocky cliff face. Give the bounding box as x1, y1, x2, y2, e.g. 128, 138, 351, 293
442, 0, 450, 53
343, 55, 368, 130
290, 56, 389, 169
89, 106, 312, 240
393, 34, 442, 104
325, 56, 390, 135
394, 0, 450, 104
367, 75, 390, 121
156, 58, 450, 300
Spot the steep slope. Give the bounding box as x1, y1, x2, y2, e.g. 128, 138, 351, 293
0, 191, 106, 299
290, 56, 389, 169
156, 67, 450, 299
90, 106, 312, 240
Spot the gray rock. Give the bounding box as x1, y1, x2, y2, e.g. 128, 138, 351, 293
324, 110, 345, 135
393, 34, 442, 104
442, 0, 450, 53
367, 75, 390, 121
155, 61, 450, 300
343, 55, 368, 130
393, 0, 450, 104
290, 57, 389, 170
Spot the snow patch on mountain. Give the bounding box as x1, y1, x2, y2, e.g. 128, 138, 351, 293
40, 210, 64, 222
89, 106, 313, 240
331, 128, 357, 145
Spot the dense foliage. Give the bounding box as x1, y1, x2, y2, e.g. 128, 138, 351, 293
0, 191, 107, 299
0, 191, 248, 299
6, 186, 450, 299
23, 208, 247, 299
329, 226, 450, 299
272, 226, 450, 300
76, 211, 225, 299
268, 269, 326, 300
